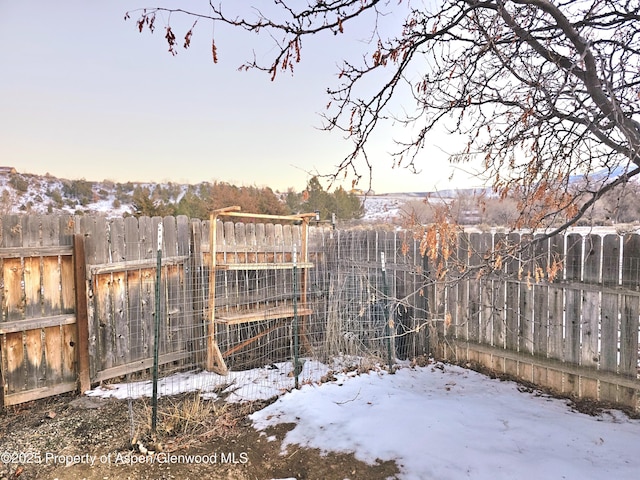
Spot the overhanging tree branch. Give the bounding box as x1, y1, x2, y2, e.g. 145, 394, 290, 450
129, 0, 640, 245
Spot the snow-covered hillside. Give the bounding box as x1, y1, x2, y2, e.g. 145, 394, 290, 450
0, 170, 188, 217
0, 169, 422, 222
361, 195, 405, 222
1, 171, 127, 216
1, 169, 455, 224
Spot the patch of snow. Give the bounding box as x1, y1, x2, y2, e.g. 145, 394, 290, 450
86, 360, 330, 403
250, 363, 640, 480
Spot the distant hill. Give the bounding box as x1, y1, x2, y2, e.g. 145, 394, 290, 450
0, 169, 301, 218
3, 165, 633, 221
0, 169, 369, 220
0, 169, 190, 217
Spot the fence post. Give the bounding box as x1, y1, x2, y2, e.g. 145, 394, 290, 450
151, 222, 163, 436
381, 251, 395, 372
423, 249, 432, 357
73, 234, 91, 394
292, 244, 300, 388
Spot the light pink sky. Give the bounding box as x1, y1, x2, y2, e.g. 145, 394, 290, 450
0, 0, 482, 193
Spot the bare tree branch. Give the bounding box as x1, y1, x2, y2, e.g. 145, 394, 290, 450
128, 0, 640, 246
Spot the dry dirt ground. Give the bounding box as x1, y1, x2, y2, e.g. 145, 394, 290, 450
0, 390, 400, 480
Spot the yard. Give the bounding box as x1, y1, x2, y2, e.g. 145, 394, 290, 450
1, 358, 639, 480
1, 216, 639, 479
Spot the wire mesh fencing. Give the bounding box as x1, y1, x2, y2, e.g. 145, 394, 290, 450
83, 220, 431, 443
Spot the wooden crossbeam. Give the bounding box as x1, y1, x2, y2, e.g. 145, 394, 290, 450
217, 307, 313, 325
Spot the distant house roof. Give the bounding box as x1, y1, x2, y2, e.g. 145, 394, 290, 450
0, 166, 17, 174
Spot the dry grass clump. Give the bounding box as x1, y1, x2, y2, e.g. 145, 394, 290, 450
130, 392, 274, 452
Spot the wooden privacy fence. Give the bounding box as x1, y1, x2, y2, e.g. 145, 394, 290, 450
0, 215, 432, 407
0, 215, 200, 406
436, 230, 640, 411
1, 214, 639, 413
82, 215, 197, 384
0, 217, 88, 406
0, 214, 324, 407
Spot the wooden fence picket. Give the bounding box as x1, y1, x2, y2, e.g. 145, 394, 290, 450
547, 234, 564, 363
564, 233, 582, 371
456, 232, 470, 343
504, 232, 520, 356
519, 235, 534, 356
468, 232, 481, 343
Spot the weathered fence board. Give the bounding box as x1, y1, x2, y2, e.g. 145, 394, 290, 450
565, 234, 582, 366
468, 233, 482, 343
456, 233, 470, 342
504, 233, 520, 353
492, 233, 506, 350
547, 234, 564, 362
548, 286, 563, 361
601, 292, 619, 373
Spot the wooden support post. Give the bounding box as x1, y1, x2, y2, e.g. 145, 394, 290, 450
301, 218, 309, 305
206, 211, 232, 375
73, 234, 91, 394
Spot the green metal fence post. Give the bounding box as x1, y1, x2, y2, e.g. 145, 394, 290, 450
292, 244, 300, 389
381, 251, 394, 372
151, 222, 163, 436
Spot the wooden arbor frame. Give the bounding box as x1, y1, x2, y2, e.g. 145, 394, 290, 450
206, 206, 317, 374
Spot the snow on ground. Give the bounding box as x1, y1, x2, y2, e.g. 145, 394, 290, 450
251, 363, 640, 480
85, 360, 331, 402
88, 360, 640, 479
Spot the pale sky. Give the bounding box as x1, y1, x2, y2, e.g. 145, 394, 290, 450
0, 1, 483, 193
